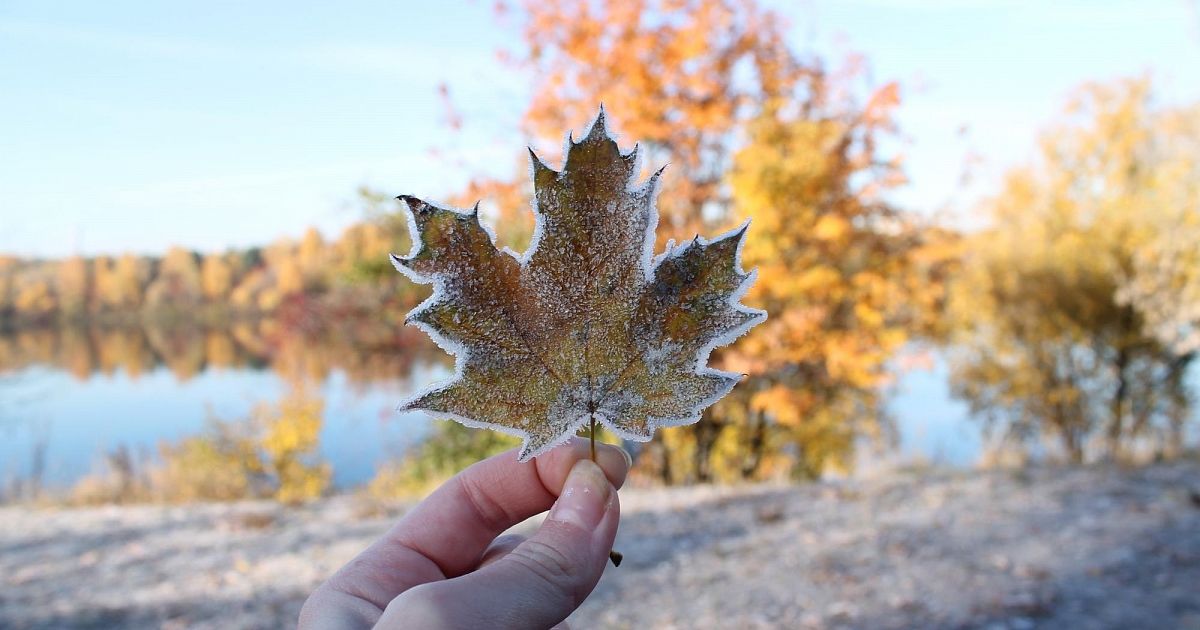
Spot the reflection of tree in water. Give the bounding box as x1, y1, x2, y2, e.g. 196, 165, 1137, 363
0, 320, 446, 387
58, 383, 338, 504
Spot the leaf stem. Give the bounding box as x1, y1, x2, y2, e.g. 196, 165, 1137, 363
590, 412, 622, 567
589, 413, 597, 462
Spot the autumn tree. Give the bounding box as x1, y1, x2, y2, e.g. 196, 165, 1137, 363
145, 247, 203, 310
458, 0, 805, 482
334, 189, 414, 286
0, 216, 424, 326
259, 387, 331, 503
55, 256, 91, 318
108, 253, 149, 310
1118, 209, 1200, 455
91, 256, 116, 312
500, 0, 802, 240
434, 0, 948, 482
14, 276, 56, 321
719, 86, 958, 479
201, 252, 235, 301
0, 256, 15, 319
947, 78, 1198, 462
1117, 103, 1200, 360
297, 227, 327, 280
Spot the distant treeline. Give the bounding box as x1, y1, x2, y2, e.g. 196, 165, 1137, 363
0, 206, 420, 329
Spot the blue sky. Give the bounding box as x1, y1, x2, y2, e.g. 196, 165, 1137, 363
2, 0, 1198, 257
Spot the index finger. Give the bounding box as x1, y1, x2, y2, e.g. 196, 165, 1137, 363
396, 436, 629, 576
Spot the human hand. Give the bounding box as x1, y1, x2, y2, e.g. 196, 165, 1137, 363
299, 437, 630, 629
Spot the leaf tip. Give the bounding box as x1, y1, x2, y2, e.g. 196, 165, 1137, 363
398, 195, 436, 220
529, 148, 557, 181
621, 142, 640, 174
587, 104, 609, 139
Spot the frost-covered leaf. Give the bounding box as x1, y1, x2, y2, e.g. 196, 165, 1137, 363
392, 109, 766, 461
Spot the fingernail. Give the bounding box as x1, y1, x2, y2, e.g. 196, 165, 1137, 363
619, 447, 632, 469
549, 459, 611, 530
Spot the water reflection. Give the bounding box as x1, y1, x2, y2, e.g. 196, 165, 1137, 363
2, 325, 1090, 499
0, 322, 450, 495
0, 321, 440, 386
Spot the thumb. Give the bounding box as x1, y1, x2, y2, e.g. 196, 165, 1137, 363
378, 459, 620, 629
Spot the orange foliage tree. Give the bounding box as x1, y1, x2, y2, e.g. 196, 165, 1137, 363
437, 0, 954, 481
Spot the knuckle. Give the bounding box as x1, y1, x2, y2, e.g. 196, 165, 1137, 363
385, 582, 453, 625
488, 533, 528, 553
509, 538, 588, 606
455, 473, 516, 533
480, 533, 528, 566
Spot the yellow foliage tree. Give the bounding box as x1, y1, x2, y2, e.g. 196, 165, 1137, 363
259, 390, 331, 504
14, 276, 56, 320
298, 226, 327, 281
724, 90, 953, 479
947, 78, 1198, 462
201, 252, 235, 301
145, 247, 202, 310
55, 255, 90, 317
0, 256, 16, 315
148, 389, 330, 503
109, 253, 148, 310
154, 420, 263, 502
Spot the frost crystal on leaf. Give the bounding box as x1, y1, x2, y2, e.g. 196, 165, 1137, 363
392, 109, 766, 461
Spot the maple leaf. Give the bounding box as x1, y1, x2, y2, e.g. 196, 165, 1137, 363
392, 109, 766, 461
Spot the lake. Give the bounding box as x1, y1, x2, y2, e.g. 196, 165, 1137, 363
0, 324, 985, 492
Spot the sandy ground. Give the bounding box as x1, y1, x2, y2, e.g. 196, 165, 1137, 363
2, 462, 1198, 629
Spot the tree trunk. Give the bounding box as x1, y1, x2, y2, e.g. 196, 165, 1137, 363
1162, 352, 1195, 459
650, 433, 673, 485
1052, 400, 1085, 465
1106, 306, 1136, 460
692, 409, 721, 483
741, 410, 768, 480
1107, 355, 1130, 459
1064, 426, 1084, 465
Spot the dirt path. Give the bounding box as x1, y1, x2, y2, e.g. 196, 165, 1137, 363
2, 462, 1198, 629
